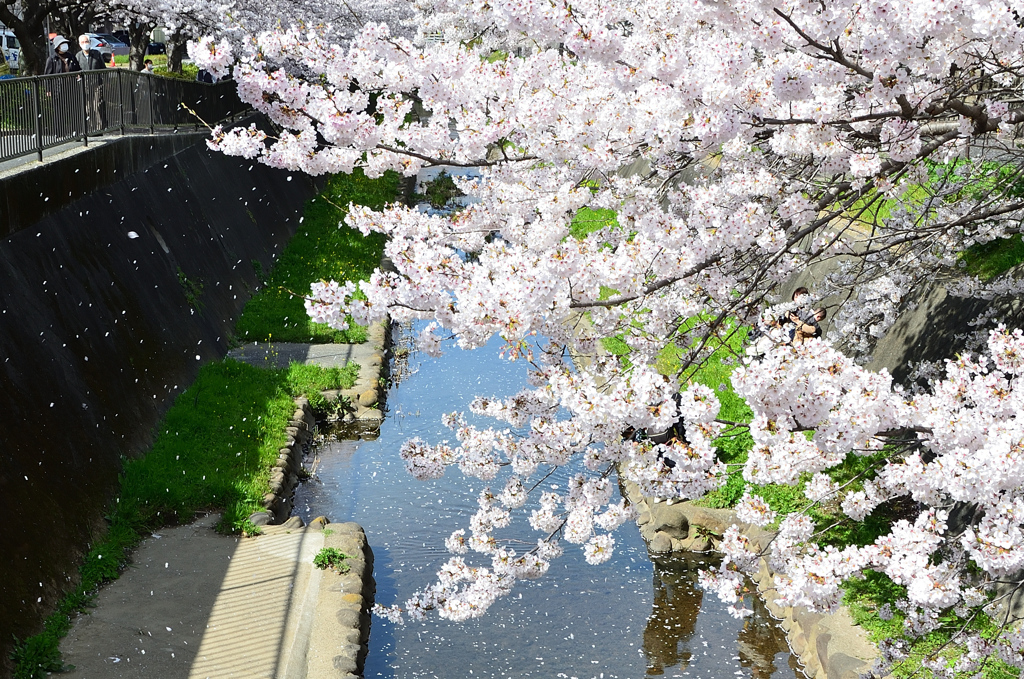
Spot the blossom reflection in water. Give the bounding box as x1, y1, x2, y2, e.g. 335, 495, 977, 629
644, 553, 799, 679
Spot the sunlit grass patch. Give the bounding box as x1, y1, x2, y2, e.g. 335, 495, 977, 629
570, 206, 619, 240
960, 233, 1024, 280
236, 169, 400, 344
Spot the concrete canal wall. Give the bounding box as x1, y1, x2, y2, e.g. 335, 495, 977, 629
0, 128, 320, 668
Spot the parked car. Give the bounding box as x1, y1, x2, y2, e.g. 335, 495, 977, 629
0, 29, 20, 72
95, 33, 129, 59
147, 41, 165, 55
83, 33, 115, 64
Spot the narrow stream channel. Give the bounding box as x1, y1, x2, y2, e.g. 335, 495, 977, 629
293, 323, 802, 679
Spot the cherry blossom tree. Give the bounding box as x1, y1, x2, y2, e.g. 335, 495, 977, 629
192, 0, 1024, 674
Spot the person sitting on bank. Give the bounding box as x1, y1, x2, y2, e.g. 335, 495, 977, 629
44, 35, 81, 74
623, 391, 687, 505
770, 287, 810, 329
789, 308, 827, 345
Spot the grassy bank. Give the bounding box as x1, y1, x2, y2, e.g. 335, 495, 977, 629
569, 201, 1015, 679
235, 169, 400, 344
961, 233, 1024, 280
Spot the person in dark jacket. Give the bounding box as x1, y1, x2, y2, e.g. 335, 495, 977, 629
41, 35, 81, 135
44, 35, 81, 74
76, 35, 106, 133
789, 307, 827, 345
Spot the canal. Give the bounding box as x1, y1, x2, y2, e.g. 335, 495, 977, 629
294, 323, 801, 679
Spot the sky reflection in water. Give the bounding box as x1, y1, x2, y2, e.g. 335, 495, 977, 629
293, 324, 801, 679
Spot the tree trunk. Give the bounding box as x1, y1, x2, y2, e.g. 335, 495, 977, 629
127, 21, 151, 71
0, 0, 50, 75
50, 5, 94, 48
165, 27, 184, 73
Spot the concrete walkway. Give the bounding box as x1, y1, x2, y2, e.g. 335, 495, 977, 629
59, 514, 373, 679
226, 341, 383, 372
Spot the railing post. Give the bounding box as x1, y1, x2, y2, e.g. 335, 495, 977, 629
119, 69, 126, 136
149, 73, 155, 135
31, 76, 43, 162
80, 73, 89, 147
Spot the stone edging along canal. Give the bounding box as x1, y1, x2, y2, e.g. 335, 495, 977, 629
622, 478, 879, 679
245, 318, 391, 528
241, 317, 390, 679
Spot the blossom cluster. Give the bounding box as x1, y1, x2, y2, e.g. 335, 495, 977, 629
190, 0, 1024, 666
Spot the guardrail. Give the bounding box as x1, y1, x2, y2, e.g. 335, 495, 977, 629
0, 69, 250, 164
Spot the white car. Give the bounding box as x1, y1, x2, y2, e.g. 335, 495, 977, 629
1, 29, 19, 71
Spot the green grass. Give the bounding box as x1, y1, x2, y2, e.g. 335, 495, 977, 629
960, 233, 1024, 280
153, 62, 198, 81
831, 159, 1024, 282
235, 169, 400, 344
570, 206, 619, 240
313, 547, 352, 573
113, 54, 168, 67
841, 159, 1024, 281
845, 571, 1018, 679
10, 358, 357, 678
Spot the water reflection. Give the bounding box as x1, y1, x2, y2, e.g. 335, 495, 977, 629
644, 558, 701, 675
294, 323, 800, 678
643, 554, 799, 679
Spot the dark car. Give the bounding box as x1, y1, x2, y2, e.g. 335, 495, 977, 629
147, 42, 165, 55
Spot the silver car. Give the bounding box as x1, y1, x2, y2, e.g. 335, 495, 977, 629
95, 33, 129, 59
82, 33, 115, 64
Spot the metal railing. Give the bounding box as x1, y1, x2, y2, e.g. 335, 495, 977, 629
0, 69, 250, 164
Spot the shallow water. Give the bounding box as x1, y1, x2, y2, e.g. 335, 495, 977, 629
293, 325, 801, 679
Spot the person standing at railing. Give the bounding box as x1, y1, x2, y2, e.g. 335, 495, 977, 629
41, 36, 82, 139
76, 35, 106, 134
44, 36, 81, 75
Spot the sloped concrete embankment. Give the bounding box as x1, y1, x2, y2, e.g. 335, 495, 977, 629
622, 479, 879, 679
0, 129, 320, 667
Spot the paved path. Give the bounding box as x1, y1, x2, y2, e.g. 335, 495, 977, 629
58, 337, 387, 678
60, 514, 323, 678
59, 514, 372, 679
226, 341, 382, 371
